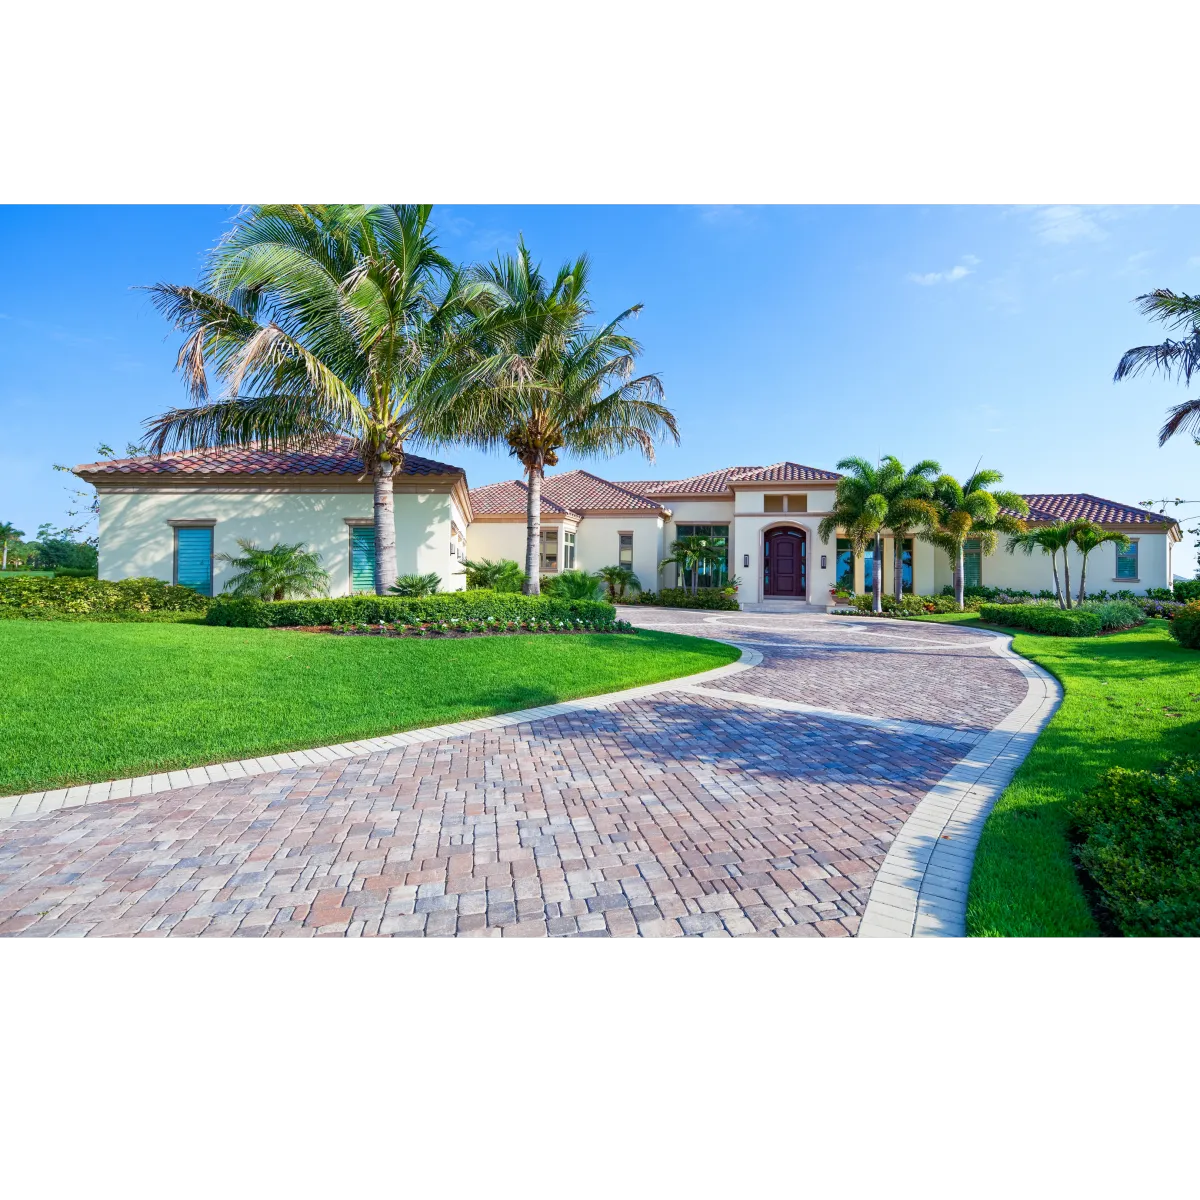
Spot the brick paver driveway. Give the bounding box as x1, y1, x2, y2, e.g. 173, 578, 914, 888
0, 610, 1029, 937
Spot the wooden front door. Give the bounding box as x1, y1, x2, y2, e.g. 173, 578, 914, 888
765, 530, 806, 597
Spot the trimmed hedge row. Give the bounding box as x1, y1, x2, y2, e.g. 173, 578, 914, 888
0, 575, 211, 619
977, 603, 1102, 636
629, 588, 740, 611
204, 589, 617, 628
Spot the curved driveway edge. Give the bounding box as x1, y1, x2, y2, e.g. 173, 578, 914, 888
857, 632, 1062, 938
0, 647, 762, 822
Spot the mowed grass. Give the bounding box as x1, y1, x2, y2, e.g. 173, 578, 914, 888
0, 621, 740, 796
945, 619, 1200, 936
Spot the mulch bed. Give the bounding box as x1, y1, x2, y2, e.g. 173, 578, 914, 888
279, 625, 627, 639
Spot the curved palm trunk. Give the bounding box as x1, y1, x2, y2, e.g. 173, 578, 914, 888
1077, 552, 1089, 605
954, 542, 965, 610
1049, 549, 1064, 609
1062, 554, 1073, 609
524, 466, 542, 596
1, 542, 7, 571
872, 533, 883, 613
373, 461, 397, 595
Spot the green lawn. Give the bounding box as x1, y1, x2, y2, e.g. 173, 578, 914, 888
935, 619, 1200, 936
0, 622, 739, 797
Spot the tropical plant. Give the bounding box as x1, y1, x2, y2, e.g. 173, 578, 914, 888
1070, 520, 1131, 605
429, 240, 677, 594
1006, 521, 1075, 608
389, 572, 441, 597
459, 558, 524, 592
143, 204, 479, 595
1113, 289, 1200, 444
818, 456, 939, 614
595, 565, 641, 601
0, 522, 24, 571
660, 535, 725, 597
542, 569, 601, 600
216, 540, 329, 601
918, 469, 1029, 610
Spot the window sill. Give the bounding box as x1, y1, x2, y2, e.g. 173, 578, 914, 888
1112, 578, 1140, 583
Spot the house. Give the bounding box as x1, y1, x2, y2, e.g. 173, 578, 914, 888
468, 462, 1182, 605
76, 446, 1182, 604
73, 441, 472, 597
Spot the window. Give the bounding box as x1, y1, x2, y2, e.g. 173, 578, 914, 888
1116, 540, 1138, 580
350, 526, 376, 593
563, 531, 576, 570
539, 528, 559, 572
964, 538, 982, 589
836, 537, 855, 591
863, 546, 874, 592
174, 526, 214, 596
674, 524, 730, 588
763, 494, 807, 513
900, 538, 914, 593
618, 532, 634, 568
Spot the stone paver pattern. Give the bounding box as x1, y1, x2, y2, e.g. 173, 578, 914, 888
0, 609, 1032, 938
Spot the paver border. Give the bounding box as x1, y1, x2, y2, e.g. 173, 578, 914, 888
0, 643, 763, 823
857, 630, 1062, 938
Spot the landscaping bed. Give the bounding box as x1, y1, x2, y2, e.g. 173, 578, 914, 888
289, 617, 633, 637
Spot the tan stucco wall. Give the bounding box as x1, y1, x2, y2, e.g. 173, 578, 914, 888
97, 486, 458, 596
572, 515, 664, 590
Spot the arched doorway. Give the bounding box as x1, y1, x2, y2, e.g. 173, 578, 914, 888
764, 527, 807, 598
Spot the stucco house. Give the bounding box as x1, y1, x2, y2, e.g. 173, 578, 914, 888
74, 441, 472, 597
76, 446, 1182, 605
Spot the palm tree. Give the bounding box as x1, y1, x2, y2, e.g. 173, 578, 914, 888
1114, 289, 1200, 444
459, 558, 524, 592
919, 469, 1029, 610
143, 204, 476, 594
595, 565, 641, 601
817, 456, 938, 614
1071, 520, 1130, 605
1006, 521, 1074, 608
660, 535, 725, 596
431, 241, 678, 594
0, 522, 24, 571
216, 540, 329, 601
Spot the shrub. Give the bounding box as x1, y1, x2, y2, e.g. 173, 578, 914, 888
1072, 757, 1200, 936
1173, 579, 1200, 603
977, 603, 1102, 636
460, 558, 524, 592
850, 593, 968, 615
389, 573, 442, 597
217, 540, 330, 600
944, 584, 1051, 602
203, 589, 616, 628
0, 575, 211, 619
1141, 598, 1183, 620
541, 570, 601, 600
1169, 600, 1200, 649
53, 566, 99, 579
631, 588, 739, 611
1143, 586, 1175, 602
1077, 599, 1147, 632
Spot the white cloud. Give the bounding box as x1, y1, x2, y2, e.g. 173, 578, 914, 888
907, 255, 978, 286
1029, 205, 1108, 244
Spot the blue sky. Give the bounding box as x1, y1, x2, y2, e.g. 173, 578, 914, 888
2, 204, 1198, 563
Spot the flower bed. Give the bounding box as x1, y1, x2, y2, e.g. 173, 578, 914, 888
301, 616, 634, 638
629, 588, 739, 611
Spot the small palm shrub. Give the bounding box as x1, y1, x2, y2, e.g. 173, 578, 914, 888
390, 573, 441, 597
541, 570, 600, 600
1169, 601, 1200, 649
460, 558, 524, 592
1072, 756, 1200, 936
594, 565, 641, 601
217, 541, 329, 601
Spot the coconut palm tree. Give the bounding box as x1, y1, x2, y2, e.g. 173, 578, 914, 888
431, 241, 678, 594
1114, 289, 1200, 445
0, 522, 24, 571
1070, 520, 1130, 604
660, 535, 725, 597
215, 540, 329, 600
143, 204, 476, 594
817, 456, 939, 614
919, 469, 1029, 610
1006, 521, 1074, 608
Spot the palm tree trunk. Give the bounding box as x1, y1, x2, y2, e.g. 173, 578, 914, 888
1077, 552, 1088, 605
872, 533, 883, 613
893, 533, 903, 601
954, 543, 965, 610
1050, 549, 1064, 609
692, 554, 699, 597
373, 460, 397, 595
524, 465, 542, 596
1062, 553, 1072, 609
1, 542, 7, 571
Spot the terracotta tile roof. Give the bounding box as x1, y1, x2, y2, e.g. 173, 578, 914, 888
1013, 493, 1179, 527
468, 470, 664, 517
617, 462, 842, 495
726, 461, 844, 484
73, 438, 463, 478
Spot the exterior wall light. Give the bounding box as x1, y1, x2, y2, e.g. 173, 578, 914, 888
820, 554, 827, 569
743, 554, 750, 568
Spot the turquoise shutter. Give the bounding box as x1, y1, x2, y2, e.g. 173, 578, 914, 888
175, 527, 213, 596
963, 538, 982, 588
351, 527, 376, 593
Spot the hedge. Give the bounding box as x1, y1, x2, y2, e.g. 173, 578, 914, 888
1072, 757, 1200, 936
977, 603, 1102, 636
203, 589, 617, 628
629, 588, 740, 611
0, 575, 211, 619
1169, 601, 1200, 649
